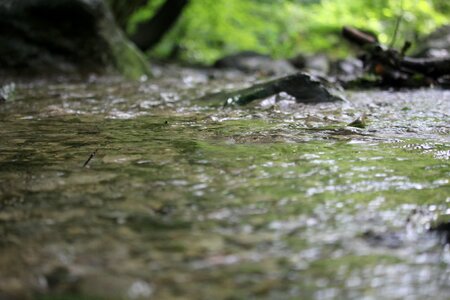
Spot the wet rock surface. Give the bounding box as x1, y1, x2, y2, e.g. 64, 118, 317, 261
0, 0, 150, 80
207, 72, 344, 106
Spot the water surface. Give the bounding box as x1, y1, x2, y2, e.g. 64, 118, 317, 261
0, 68, 449, 299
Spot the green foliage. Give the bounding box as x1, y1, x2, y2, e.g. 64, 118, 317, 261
127, 0, 166, 33
128, 0, 450, 63
107, 0, 148, 29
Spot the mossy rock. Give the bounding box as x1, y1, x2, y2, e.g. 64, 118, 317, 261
0, 0, 150, 80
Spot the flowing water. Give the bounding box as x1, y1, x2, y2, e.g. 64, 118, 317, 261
0, 66, 449, 300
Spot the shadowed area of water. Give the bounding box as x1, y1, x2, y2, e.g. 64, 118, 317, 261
0, 67, 449, 300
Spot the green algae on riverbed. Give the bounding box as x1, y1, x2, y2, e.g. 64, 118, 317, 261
0, 70, 449, 299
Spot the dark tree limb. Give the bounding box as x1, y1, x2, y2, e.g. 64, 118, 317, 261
342, 26, 377, 47
131, 0, 189, 51
400, 56, 450, 78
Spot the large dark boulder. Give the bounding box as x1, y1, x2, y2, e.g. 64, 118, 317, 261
0, 0, 151, 80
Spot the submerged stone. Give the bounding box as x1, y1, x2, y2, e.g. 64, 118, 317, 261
214, 72, 344, 106
78, 274, 153, 299
430, 219, 450, 244
0, 0, 151, 80
347, 113, 367, 128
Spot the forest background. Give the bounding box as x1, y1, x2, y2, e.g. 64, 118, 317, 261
113, 0, 450, 63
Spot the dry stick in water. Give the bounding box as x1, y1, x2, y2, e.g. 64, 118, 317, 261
83, 149, 98, 168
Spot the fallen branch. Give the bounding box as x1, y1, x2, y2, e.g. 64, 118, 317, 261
342, 26, 450, 87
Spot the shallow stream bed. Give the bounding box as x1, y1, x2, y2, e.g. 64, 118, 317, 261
0, 67, 449, 300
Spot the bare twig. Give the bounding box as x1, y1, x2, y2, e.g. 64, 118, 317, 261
389, 15, 402, 49
83, 149, 98, 168
389, 0, 404, 49
400, 41, 412, 56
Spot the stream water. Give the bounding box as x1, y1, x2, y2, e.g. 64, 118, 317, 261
0, 66, 449, 300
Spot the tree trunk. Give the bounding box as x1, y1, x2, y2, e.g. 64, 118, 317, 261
131, 0, 189, 51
